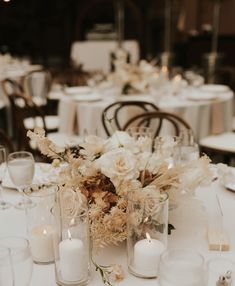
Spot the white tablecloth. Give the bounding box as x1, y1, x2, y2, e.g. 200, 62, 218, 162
57, 88, 234, 140
1, 172, 235, 285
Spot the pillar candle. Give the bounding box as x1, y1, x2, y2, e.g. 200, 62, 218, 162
30, 224, 54, 263
59, 231, 84, 282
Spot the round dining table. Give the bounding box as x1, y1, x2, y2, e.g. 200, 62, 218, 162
56, 85, 234, 140
1, 163, 235, 286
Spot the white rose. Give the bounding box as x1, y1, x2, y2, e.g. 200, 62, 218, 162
97, 149, 139, 186
80, 135, 106, 157
104, 131, 136, 152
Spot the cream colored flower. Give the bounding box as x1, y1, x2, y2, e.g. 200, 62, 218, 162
80, 135, 106, 158
97, 149, 138, 186
108, 264, 124, 282
104, 131, 135, 152
116, 179, 141, 196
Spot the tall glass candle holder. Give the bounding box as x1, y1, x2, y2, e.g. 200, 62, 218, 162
24, 184, 59, 264
127, 188, 168, 278
53, 208, 90, 286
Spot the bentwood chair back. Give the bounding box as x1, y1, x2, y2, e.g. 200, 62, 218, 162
1, 78, 24, 97
7, 92, 47, 152
123, 111, 192, 138
101, 100, 160, 136
24, 69, 52, 106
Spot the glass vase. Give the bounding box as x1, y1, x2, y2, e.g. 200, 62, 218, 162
24, 184, 59, 264
127, 188, 168, 278
53, 208, 90, 286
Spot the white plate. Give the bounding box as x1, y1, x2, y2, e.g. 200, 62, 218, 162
200, 84, 229, 93
70, 94, 101, 102
2, 163, 61, 189
64, 86, 92, 95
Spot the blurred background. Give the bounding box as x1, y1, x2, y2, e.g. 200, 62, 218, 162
0, 0, 235, 87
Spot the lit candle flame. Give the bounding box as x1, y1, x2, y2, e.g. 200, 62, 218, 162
43, 229, 47, 235
146, 232, 152, 243
68, 229, 72, 240
174, 74, 182, 82
161, 66, 168, 73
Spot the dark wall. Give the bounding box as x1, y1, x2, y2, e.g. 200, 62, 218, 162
0, 0, 235, 69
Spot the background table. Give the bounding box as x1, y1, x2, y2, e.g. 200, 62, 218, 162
1, 170, 235, 285
57, 88, 234, 140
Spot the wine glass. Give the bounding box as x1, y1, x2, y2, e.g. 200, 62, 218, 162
0, 146, 11, 209
0, 237, 33, 286
7, 151, 35, 209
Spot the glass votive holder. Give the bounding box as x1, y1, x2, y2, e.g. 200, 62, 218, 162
127, 126, 153, 152
53, 210, 90, 286
206, 257, 235, 286
158, 249, 205, 286
24, 184, 59, 264
179, 129, 199, 163
127, 188, 168, 278
0, 237, 33, 286
154, 136, 181, 167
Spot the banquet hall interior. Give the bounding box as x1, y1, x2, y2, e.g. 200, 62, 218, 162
0, 0, 235, 164
2, 1, 235, 286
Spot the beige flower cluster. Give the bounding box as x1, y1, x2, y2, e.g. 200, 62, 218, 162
28, 129, 213, 249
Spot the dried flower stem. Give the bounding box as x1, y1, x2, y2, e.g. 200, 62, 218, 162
91, 256, 114, 286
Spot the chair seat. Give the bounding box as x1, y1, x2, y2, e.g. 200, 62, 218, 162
24, 115, 59, 131
199, 132, 235, 154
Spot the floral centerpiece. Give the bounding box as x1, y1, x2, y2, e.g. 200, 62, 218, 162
28, 128, 213, 284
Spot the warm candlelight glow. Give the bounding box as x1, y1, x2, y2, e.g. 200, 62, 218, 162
174, 74, 182, 82
146, 232, 151, 243
68, 229, 72, 240
161, 66, 168, 73
43, 229, 47, 235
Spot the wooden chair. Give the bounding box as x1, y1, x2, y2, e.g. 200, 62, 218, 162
123, 111, 192, 138
101, 100, 160, 136
1, 78, 24, 96
8, 92, 81, 155
23, 69, 59, 132
24, 69, 52, 106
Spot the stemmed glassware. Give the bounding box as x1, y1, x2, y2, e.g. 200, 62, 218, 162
0, 145, 11, 210
7, 151, 35, 209
0, 237, 33, 286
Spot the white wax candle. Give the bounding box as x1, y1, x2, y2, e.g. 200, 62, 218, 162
59, 237, 84, 282
30, 224, 54, 263
134, 237, 165, 277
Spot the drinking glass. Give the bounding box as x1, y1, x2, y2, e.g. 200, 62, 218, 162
0, 237, 33, 286
7, 151, 35, 209
158, 249, 205, 286
0, 145, 11, 209
0, 246, 14, 286
127, 126, 153, 152
154, 136, 181, 168
179, 129, 199, 164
